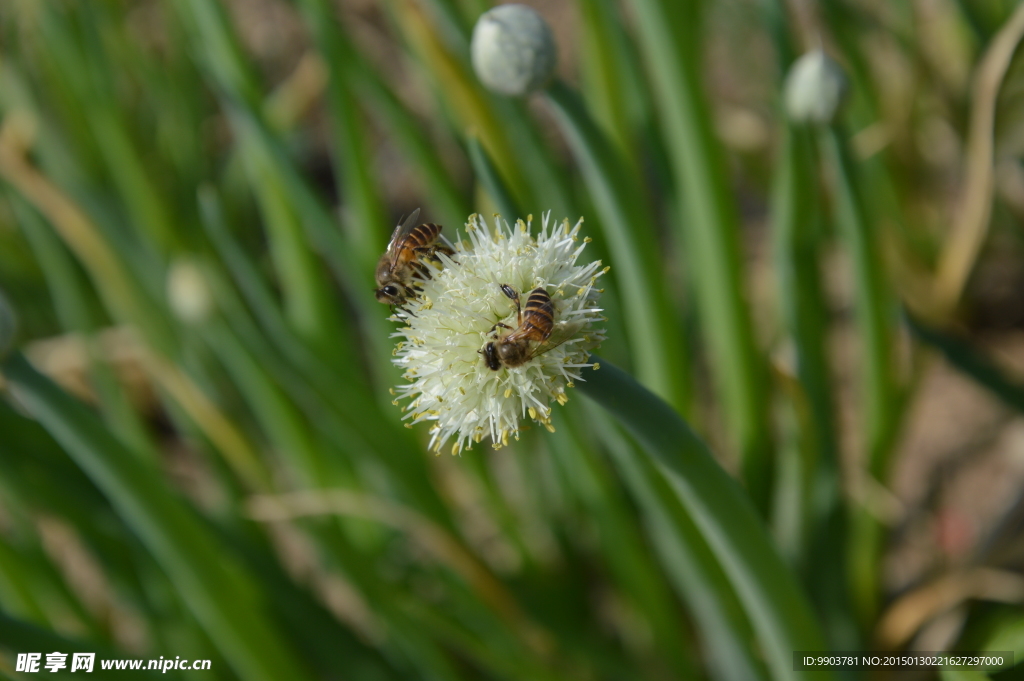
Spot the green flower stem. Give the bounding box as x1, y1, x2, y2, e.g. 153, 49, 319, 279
771, 126, 853, 645
579, 358, 832, 681
544, 80, 688, 413
624, 0, 773, 511
0, 352, 315, 681
820, 127, 895, 477
819, 126, 898, 627
467, 135, 522, 222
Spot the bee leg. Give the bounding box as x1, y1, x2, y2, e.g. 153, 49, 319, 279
498, 284, 522, 325
487, 322, 513, 335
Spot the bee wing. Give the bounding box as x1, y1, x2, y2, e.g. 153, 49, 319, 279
525, 320, 587, 362
386, 208, 422, 265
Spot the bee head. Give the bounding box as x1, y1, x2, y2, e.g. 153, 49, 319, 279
375, 284, 404, 305
481, 342, 501, 371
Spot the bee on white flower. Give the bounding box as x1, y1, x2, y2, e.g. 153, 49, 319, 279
390, 212, 607, 454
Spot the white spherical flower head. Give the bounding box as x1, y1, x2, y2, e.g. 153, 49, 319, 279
471, 4, 557, 96
392, 213, 606, 454
784, 50, 848, 124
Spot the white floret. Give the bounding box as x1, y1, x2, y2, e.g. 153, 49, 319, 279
391, 212, 606, 454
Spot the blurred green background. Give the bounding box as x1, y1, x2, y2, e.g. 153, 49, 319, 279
1, 0, 1024, 679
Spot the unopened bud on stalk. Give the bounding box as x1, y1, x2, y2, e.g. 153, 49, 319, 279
167, 258, 214, 325
0, 288, 16, 360
471, 4, 556, 97
783, 50, 848, 124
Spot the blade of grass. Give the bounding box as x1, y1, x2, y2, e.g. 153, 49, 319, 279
354, 60, 470, 226
550, 409, 695, 679
237, 136, 345, 356
295, 0, 386, 270
984, 614, 1024, 666
579, 358, 832, 681
577, 0, 634, 162
9, 194, 159, 462
932, 3, 1024, 316
387, 0, 529, 209
0, 132, 173, 353
395, 598, 566, 681
0, 611, 170, 680
199, 189, 457, 525
77, 10, 179, 252
581, 404, 767, 681
905, 312, 1024, 413
214, 102, 398, 400
172, 0, 344, 357
246, 489, 542, 649
196, 187, 363, 392
1, 353, 317, 681
0, 536, 88, 632
0, 398, 228, 664
624, 0, 774, 511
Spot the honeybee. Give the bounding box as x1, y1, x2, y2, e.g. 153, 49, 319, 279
375, 208, 455, 306
482, 284, 558, 370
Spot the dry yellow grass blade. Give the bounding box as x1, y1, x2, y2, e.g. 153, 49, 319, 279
932, 4, 1024, 316
876, 567, 1024, 649
0, 113, 142, 324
